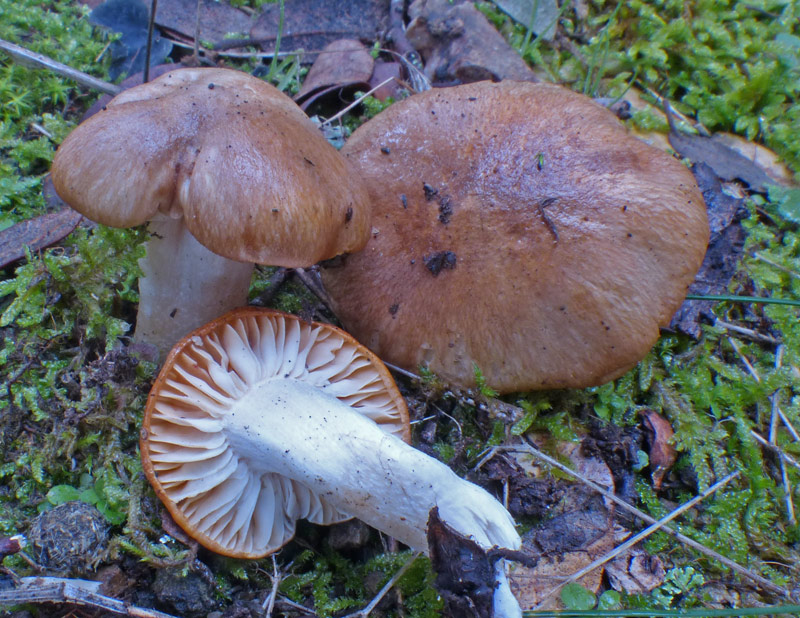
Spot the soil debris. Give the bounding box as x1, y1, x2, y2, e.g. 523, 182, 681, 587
28, 501, 109, 575
423, 250, 457, 275
670, 162, 748, 337
427, 506, 495, 618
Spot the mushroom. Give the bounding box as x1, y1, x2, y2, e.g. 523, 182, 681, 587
140, 307, 522, 616
51, 67, 369, 356
320, 81, 709, 393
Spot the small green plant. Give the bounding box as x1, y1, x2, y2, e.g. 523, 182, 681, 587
44, 469, 127, 525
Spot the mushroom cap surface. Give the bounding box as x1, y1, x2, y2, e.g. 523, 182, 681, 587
141, 307, 410, 559
51, 67, 370, 266
321, 81, 709, 392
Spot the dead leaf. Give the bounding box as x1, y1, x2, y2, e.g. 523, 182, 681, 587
251, 0, 390, 55
369, 60, 405, 100
639, 409, 676, 491
155, 0, 252, 47
0, 181, 83, 269
505, 441, 616, 610
508, 501, 614, 610
295, 39, 374, 106
670, 162, 748, 338
581, 421, 642, 505
90, 0, 173, 80
427, 506, 495, 618
481, 455, 565, 519
493, 0, 559, 41
712, 133, 796, 187
605, 528, 666, 594
406, 0, 538, 84
663, 103, 776, 193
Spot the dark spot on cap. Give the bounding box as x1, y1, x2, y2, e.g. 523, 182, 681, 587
389, 303, 399, 316
438, 196, 453, 224
208, 83, 215, 90
400, 194, 408, 209
423, 251, 457, 276
345, 207, 353, 223
423, 183, 438, 201
380, 146, 390, 154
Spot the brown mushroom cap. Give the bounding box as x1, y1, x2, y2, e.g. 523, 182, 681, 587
51, 67, 369, 266
321, 81, 709, 392
141, 308, 410, 558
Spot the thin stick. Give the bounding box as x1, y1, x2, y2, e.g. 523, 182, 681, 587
715, 319, 781, 345
261, 555, 280, 615
479, 441, 792, 599
319, 77, 396, 127
754, 253, 800, 281
249, 267, 289, 307
727, 336, 761, 382
0, 576, 178, 618
0, 38, 121, 95
751, 430, 800, 474
532, 471, 741, 609
685, 293, 800, 308
342, 552, 421, 618
294, 267, 334, 313
769, 347, 796, 525
144, 0, 158, 83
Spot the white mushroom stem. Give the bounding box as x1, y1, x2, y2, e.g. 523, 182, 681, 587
135, 216, 254, 357
228, 377, 522, 617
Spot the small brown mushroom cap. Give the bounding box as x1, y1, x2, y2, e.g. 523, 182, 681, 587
321, 81, 709, 392
140, 308, 410, 559
51, 67, 369, 266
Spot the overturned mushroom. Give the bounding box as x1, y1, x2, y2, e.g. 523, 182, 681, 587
321, 81, 709, 393
140, 308, 522, 616
51, 67, 369, 356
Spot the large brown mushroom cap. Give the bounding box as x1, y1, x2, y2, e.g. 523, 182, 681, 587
141, 308, 410, 559
321, 81, 709, 392
51, 67, 369, 266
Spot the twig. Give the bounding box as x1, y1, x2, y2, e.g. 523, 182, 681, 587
144, 0, 158, 83
261, 555, 280, 615
727, 336, 761, 382
276, 594, 318, 614
751, 430, 800, 474
294, 266, 335, 313
319, 77, 397, 127
532, 471, 741, 609
0, 576, 178, 618
715, 319, 781, 345
249, 267, 289, 307
0, 38, 121, 96
477, 441, 792, 599
342, 552, 421, 618
769, 346, 796, 525
754, 253, 800, 281
170, 38, 303, 59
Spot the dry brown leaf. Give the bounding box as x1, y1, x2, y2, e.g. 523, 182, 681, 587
639, 409, 677, 491
506, 441, 615, 610
0, 179, 83, 269
155, 0, 253, 46
605, 527, 666, 595
251, 0, 390, 55
295, 39, 374, 105
406, 0, 538, 84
